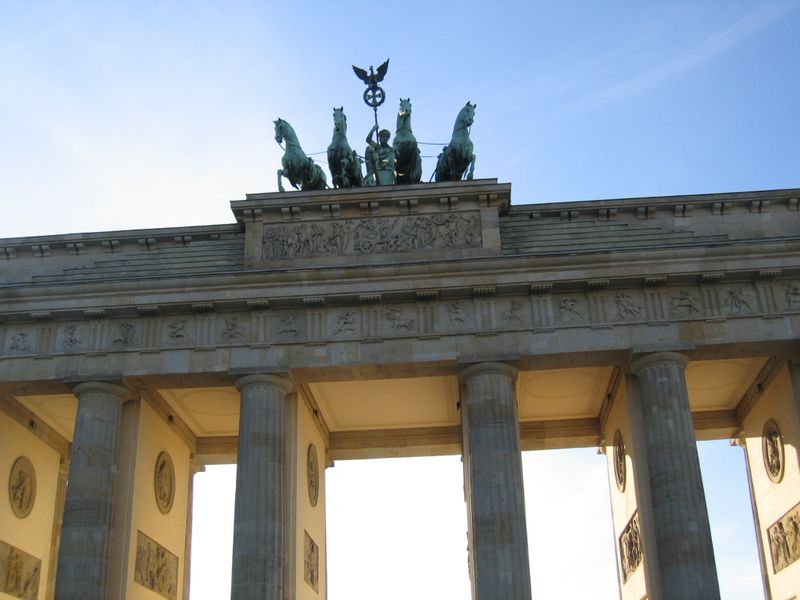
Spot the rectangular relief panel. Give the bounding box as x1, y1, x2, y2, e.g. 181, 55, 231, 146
134, 530, 179, 600
0, 540, 40, 600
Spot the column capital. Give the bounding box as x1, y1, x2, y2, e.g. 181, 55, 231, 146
234, 373, 293, 394
459, 361, 517, 383
630, 351, 689, 375
71, 381, 131, 404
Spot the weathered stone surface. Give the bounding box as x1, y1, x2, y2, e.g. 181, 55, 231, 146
460, 362, 532, 599
230, 374, 294, 600
630, 352, 720, 600
55, 381, 130, 600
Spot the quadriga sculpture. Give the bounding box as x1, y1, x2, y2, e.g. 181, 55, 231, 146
327, 107, 363, 188
393, 98, 422, 184
274, 118, 327, 192
434, 102, 476, 182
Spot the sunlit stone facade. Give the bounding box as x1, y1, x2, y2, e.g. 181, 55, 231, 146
1, 180, 799, 599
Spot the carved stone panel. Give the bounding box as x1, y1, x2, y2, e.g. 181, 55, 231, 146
154, 452, 175, 514
762, 419, 785, 484
0, 540, 40, 600
768, 501, 800, 573
307, 444, 319, 507
613, 431, 626, 493
261, 212, 481, 260
134, 531, 179, 600
8, 456, 35, 518
555, 295, 584, 323
304, 531, 319, 592
5, 330, 34, 355
619, 511, 642, 583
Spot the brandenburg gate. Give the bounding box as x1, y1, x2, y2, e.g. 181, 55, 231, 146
1, 179, 799, 599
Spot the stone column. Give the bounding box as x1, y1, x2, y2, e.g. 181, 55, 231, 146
231, 374, 294, 600
630, 352, 720, 600
55, 381, 130, 600
183, 460, 205, 600
459, 362, 532, 600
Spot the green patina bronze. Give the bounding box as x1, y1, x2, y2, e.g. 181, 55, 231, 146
394, 98, 422, 184
364, 125, 396, 186
327, 107, 363, 189
273, 61, 479, 190
274, 118, 327, 192
434, 101, 477, 182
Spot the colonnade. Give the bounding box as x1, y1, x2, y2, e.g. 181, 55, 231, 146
49, 351, 733, 599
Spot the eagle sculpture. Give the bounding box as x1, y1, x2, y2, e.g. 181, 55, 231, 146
352, 59, 390, 87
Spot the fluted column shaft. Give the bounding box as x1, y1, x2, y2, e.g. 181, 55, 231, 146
459, 362, 532, 600
55, 381, 130, 600
231, 374, 294, 600
631, 352, 720, 600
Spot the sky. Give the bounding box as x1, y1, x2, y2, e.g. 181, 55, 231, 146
2, 1, 799, 598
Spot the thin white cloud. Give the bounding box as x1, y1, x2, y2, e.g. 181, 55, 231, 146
568, 2, 798, 113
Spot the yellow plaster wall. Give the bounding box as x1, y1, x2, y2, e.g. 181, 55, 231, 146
0, 412, 61, 600
125, 401, 191, 600
295, 394, 327, 600
603, 380, 647, 600
742, 365, 800, 599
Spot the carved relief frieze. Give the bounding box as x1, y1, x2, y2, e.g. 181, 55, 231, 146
134, 531, 178, 600
501, 301, 528, 328
275, 312, 302, 340
1, 280, 799, 360
330, 310, 358, 338
556, 295, 584, 323
154, 452, 175, 514
112, 322, 136, 348
768, 501, 800, 573
165, 318, 191, 344
0, 540, 40, 600
60, 324, 83, 351
619, 511, 643, 583
670, 289, 702, 316
307, 444, 319, 507
725, 287, 755, 315
784, 283, 800, 310
5, 330, 33, 354
303, 531, 320, 592
614, 292, 643, 321
613, 431, 626, 492
261, 212, 481, 260
220, 316, 245, 341
445, 301, 471, 328
762, 419, 785, 484
384, 307, 416, 335
8, 457, 36, 519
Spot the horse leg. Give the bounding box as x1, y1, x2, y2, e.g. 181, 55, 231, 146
277, 169, 286, 192
466, 154, 476, 180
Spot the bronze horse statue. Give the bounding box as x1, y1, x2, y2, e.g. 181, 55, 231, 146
434, 102, 476, 182
393, 98, 422, 184
327, 107, 363, 188
274, 118, 327, 192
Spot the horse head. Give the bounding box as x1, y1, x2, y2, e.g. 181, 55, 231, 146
398, 98, 413, 121
274, 118, 286, 144
332, 107, 346, 134
457, 102, 476, 128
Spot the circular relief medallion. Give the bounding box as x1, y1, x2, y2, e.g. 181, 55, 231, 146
307, 443, 319, 507
8, 456, 36, 518
762, 419, 785, 484
154, 451, 175, 514
613, 430, 626, 492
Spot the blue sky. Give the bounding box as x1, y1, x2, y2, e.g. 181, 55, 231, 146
2, 1, 798, 598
